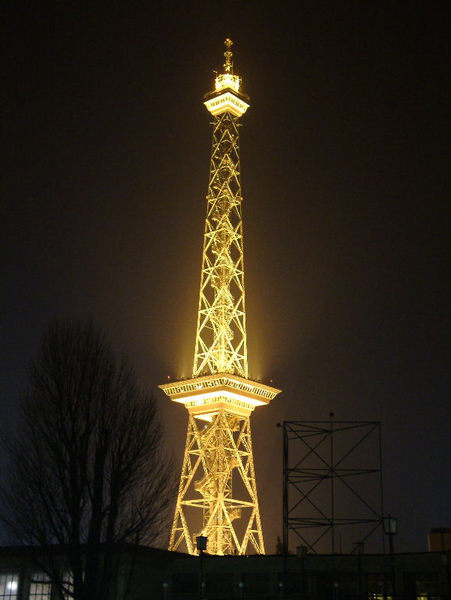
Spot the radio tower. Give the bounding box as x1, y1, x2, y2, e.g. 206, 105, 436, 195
160, 39, 280, 556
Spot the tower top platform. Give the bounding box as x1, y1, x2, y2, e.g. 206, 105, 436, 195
204, 38, 249, 117
159, 373, 281, 421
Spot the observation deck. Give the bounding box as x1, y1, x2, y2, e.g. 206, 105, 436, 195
160, 373, 280, 421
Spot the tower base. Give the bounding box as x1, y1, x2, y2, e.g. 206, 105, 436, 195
160, 374, 280, 555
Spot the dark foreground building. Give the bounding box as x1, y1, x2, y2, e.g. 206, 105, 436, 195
0, 544, 450, 599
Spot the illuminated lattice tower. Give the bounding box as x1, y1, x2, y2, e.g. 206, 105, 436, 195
160, 39, 280, 556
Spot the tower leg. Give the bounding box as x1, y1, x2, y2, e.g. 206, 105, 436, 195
169, 410, 265, 555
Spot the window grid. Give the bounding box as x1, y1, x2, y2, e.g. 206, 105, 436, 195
29, 572, 51, 600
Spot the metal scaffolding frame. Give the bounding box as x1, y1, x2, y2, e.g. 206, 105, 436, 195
282, 418, 385, 555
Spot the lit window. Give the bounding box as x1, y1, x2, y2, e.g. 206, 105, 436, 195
29, 572, 51, 600
0, 574, 19, 599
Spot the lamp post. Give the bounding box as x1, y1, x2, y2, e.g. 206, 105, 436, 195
196, 535, 208, 600
162, 581, 168, 600
352, 541, 364, 600
297, 545, 307, 599
238, 580, 244, 600
383, 515, 397, 599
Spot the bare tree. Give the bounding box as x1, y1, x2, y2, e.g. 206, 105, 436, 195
1, 319, 175, 600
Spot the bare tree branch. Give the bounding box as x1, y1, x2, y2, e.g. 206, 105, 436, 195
0, 319, 176, 600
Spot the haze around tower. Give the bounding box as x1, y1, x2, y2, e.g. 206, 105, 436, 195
1, 2, 449, 552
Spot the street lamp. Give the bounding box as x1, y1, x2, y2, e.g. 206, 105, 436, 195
296, 546, 307, 599
353, 541, 364, 600
162, 581, 168, 600
238, 580, 244, 600
196, 535, 208, 600
196, 535, 208, 553
383, 515, 398, 599
383, 516, 398, 552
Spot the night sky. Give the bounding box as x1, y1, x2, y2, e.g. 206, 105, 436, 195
2, 2, 450, 552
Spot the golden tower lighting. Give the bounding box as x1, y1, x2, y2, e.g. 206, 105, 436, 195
160, 39, 280, 556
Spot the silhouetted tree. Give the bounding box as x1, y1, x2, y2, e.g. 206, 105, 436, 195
1, 320, 175, 600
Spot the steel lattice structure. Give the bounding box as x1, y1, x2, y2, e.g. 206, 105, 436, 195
160, 40, 280, 556
193, 109, 247, 378
170, 410, 262, 555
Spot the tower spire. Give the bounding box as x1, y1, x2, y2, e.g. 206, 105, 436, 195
223, 37, 233, 72
160, 40, 280, 557
194, 38, 249, 377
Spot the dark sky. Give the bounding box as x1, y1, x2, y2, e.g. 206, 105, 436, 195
2, 2, 450, 553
